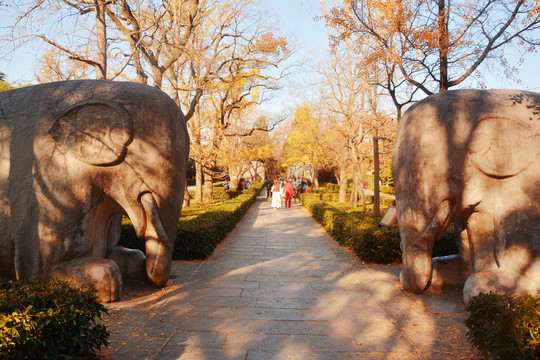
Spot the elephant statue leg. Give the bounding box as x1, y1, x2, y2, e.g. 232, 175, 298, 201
430, 218, 472, 288
467, 211, 499, 273
105, 214, 146, 281
108, 247, 146, 281
51, 257, 122, 303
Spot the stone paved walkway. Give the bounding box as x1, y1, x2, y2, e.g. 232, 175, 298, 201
100, 195, 477, 360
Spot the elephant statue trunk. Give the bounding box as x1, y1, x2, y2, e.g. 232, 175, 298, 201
399, 200, 452, 293
140, 192, 172, 287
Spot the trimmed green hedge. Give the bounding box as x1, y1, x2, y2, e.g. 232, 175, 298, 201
318, 183, 395, 196
174, 184, 262, 259
318, 191, 395, 208
300, 193, 456, 264
119, 183, 263, 260
465, 292, 540, 359
301, 193, 401, 264
0, 279, 109, 359
187, 189, 243, 201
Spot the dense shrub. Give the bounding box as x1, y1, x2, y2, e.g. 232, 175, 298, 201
319, 182, 339, 191
318, 191, 395, 208
0, 279, 109, 359
301, 193, 456, 264
380, 185, 395, 195
465, 292, 540, 359
353, 226, 401, 264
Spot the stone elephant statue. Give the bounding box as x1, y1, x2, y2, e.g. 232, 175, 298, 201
392, 89, 540, 303
0, 80, 189, 302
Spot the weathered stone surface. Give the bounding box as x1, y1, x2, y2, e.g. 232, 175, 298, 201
392, 89, 540, 302
0, 80, 189, 302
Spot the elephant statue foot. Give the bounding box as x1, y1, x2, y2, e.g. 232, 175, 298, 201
463, 246, 540, 302
430, 255, 470, 289
108, 246, 146, 282
52, 257, 123, 303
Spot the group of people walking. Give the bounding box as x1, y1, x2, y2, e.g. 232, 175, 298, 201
265, 176, 310, 210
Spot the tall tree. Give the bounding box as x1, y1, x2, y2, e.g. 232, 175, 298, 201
323, 0, 540, 97
178, 0, 289, 202
284, 103, 329, 191
8, 0, 113, 79
106, 0, 201, 88
35, 48, 93, 82
318, 39, 370, 206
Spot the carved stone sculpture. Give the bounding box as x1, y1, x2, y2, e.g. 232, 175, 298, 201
0, 80, 189, 302
392, 89, 540, 303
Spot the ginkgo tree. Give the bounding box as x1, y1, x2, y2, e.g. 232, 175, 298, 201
284, 102, 331, 191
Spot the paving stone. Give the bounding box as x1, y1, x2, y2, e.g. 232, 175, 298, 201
246, 349, 338, 360
176, 317, 253, 333
166, 330, 228, 348
207, 280, 260, 289
241, 287, 331, 299
255, 297, 317, 309
157, 346, 247, 360
224, 333, 358, 352
186, 305, 237, 319
235, 307, 341, 321
196, 295, 256, 307
203, 287, 243, 297
252, 320, 327, 335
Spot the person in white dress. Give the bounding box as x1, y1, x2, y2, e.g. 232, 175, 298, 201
271, 179, 282, 209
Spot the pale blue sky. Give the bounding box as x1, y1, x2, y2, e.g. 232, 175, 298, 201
1, 0, 538, 94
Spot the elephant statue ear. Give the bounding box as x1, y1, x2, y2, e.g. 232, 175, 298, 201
469, 115, 539, 178
49, 101, 134, 166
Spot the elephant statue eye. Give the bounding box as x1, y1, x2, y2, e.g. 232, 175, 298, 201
109, 125, 130, 146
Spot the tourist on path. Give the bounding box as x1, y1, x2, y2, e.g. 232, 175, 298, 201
292, 177, 300, 202
270, 179, 282, 210
265, 177, 272, 199
283, 178, 295, 208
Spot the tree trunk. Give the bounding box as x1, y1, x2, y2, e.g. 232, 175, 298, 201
202, 158, 216, 202
349, 160, 358, 208
373, 126, 380, 216
438, 0, 449, 92
338, 167, 348, 203
151, 66, 164, 89
359, 159, 366, 212
133, 51, 147, 84
95, 0, 107, 79
195, 160, 203, 203
183, 180, 191, 208
310, 150, 319, 191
